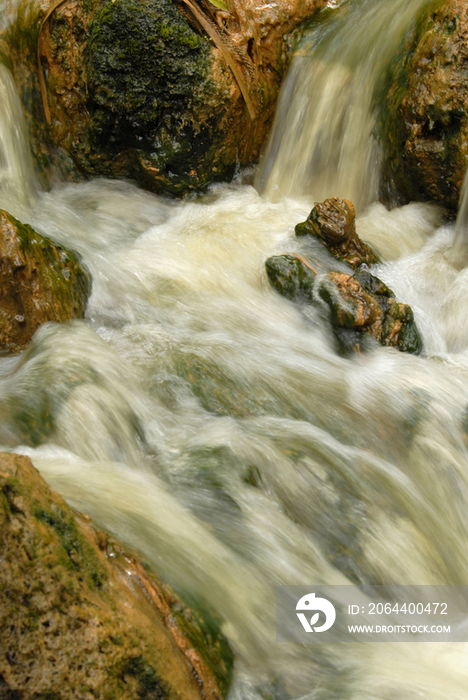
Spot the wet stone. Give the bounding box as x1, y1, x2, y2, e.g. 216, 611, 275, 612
265, 254, 316, 302
0, 452, 232, 700
295, 197, 380, 269
0, 210, 91, 353
266, 253, 422, 356
319, 270, 422, 355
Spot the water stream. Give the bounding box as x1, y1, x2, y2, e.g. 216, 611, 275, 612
255, 0, 431, 211
2, 0, 468, 698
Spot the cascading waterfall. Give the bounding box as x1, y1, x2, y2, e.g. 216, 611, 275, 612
0, 64, 35, 218
2, 1, 468, 699
448, 168, 468, 269
255, 0, 431, 210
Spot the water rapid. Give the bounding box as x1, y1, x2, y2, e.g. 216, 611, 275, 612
255, 0, 431, 210
2, 1, 468, 699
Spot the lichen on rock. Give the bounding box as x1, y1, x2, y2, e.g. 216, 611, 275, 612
0, 451, 232, 700
0, 209, 90, 353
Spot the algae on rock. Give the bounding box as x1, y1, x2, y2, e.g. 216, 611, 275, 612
3, 0, 327, 195
0, 209, 90, 353
0, 452, 232, 700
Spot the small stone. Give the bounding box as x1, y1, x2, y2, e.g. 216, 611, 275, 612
265, 254, 316, 302
319, 269, 422, 355
266, 252, 421, 356
295, 197, 380, 269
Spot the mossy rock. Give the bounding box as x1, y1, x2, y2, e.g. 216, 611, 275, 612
83, 0, 222, 195
265, 254, 316, 302
0, 209, 91, 353
3, 0, 328, 195
0, 452, 232, 699
319, 270, 422, 356
265, 253, 422, 356
378, 0, 466, 216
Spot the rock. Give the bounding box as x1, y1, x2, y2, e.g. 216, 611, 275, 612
265, 254, 422, 355
319, 269, 422, 355
265, 254, 316, 302
379, 0, 468, 216
0, 210, 90, 353
295, 197, 380, 269
4, 0, 327, 195
0, 452, 232, 700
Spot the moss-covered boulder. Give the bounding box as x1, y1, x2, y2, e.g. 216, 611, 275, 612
0, 210, 90, 353
379, 0, 468, 216
265, 255, 422, 355
3, 0, 327, 195
295, 197, 380, 269
0, 452, 232, 699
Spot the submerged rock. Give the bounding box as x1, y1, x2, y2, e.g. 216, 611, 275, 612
295, 197, 380, 269
265, 255, 422, 355
0, 452, 232, 699
0, 210, 90, 353
3, 0, 327, 195
379, 0, 468, 216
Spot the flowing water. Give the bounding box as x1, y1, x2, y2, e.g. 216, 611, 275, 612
2, 0, 468, 698
255, 0, 431, 210
449, 170, 468, 269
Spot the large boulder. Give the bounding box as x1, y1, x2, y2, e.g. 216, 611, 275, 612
0, 452, 232, 699
2, 0, 326, 195
379, 0, 468, 216
0, 209, 90, 353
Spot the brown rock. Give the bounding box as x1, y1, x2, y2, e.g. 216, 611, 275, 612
0, 209, 90, 353
295, 197, 380, 269
380, 0, 468, 216
3, 0, 327, 195
0, 452, 232, 699
318, 269, 422, 355
265, 253, 422, 355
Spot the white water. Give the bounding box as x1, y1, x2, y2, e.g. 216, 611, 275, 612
256, 0, 431, 210
0, 64, 35, 219
2, 1, 468, 699
449, 169, 468, 269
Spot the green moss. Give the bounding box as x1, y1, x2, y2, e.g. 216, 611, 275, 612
170, 596, 233, 696
120, 656, 168, 699
1, 488, 12, 518
84, 0, 220, 193
265, 255, 316, 303
33, 506, 106, 589
8, 212, 91, 310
